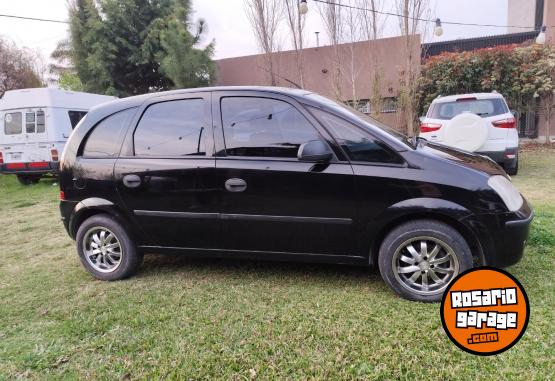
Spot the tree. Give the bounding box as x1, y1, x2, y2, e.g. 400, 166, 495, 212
282, 0, 307, 88
58, 72, 84, 91
0, 37, 43, 94
318, 0, 344, 99
357, 0, 386, 120
57, 0, 215, 97
245, 0, 282, 86
396, 0, 430, 136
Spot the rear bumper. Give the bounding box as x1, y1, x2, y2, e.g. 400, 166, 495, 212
461, 198, 533, 268
0, 161, 59, 175
477, 148, 518, 169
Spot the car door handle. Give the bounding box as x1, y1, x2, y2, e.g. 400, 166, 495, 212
123, 174, 142, 188
225, 178, 247, 192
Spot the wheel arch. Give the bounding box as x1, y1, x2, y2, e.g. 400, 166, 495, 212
69, 198, 134, 240
369, 199, 485, 267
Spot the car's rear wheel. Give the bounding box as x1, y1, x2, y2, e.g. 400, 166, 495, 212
378, 220, 473, 302
76, 214, 142, 281
17, 174, 41, 185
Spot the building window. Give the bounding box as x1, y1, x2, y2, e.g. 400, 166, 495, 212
346, 98, 398, 114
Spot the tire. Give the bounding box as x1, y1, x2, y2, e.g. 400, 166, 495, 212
505, 158, 518, 176
378, 219, 473, 302
76, 214, 142, 281
17, 174, 41, 185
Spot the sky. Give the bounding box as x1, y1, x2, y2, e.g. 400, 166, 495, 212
0, 0, 516, 65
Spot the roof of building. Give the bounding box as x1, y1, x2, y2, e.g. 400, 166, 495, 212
422, 30, 538, 58
0, 88, 117, 111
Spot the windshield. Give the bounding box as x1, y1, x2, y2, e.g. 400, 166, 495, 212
304, 93, 414, 148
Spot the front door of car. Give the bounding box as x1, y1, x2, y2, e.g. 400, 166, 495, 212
114, 93, 220, 249
212, 92, 358, 257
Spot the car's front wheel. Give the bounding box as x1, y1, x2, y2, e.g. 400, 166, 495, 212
76, 214, 142, 281
378, 220, 473, 302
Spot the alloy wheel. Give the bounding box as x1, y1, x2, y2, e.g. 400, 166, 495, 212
392, 236, 459, 295
82, 227, 123, 273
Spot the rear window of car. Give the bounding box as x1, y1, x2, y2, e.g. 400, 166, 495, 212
428, 98, 509, 120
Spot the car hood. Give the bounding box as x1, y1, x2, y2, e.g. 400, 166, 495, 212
418, 140, 506, 177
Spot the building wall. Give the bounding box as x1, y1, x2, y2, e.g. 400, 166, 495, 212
507, 0, 537, 33
216, 35, 421, 131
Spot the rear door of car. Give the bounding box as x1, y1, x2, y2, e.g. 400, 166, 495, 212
212, 90, 358, 258
114, 92, 220, 249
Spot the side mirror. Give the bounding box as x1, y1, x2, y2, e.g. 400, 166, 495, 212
297, 140, 333, 162
511, 110, 519, 118
419, 116, 425, 122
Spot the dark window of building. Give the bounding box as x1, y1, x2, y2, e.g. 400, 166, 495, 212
83, 108, 135, 158
68, 111, 88, 129
312, 108, 402, 164
134, 99, 206, 156
221, 97, 320, 158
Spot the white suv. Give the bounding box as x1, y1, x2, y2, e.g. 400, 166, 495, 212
419, 92, 519, 175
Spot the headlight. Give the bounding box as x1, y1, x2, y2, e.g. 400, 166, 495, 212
488, 175, 523, 212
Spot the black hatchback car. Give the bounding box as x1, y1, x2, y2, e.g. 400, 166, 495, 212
59, 87, 533, 301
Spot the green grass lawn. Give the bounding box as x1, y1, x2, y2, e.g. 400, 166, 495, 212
1, 150, 554, 380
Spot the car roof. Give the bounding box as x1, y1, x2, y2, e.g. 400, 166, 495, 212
432, 92, 505, 104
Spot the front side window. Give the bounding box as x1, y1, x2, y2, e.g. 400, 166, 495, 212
312, 108, 402, 164
134, 99, 207, 156
4, 112, 22, 135
83, 108, 136, 158
221, 97, 320, 158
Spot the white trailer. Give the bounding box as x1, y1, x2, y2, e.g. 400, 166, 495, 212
0, 88, 116, 184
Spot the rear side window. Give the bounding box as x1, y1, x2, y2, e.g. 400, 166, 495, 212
429, 98, 508, 120
312, 108, 402, 164
83, 108, 135, 158
221, 97, 320, 158
134, 99, 207, 156
68, 111, 88, 129
4, 112, 22, 135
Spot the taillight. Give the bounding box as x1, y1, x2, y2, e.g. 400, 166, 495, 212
0, 151, 3, 164
60, 191, 65, 200
492, 118, 516, 129
51, 149, 59, 161
420, 123, 442, 133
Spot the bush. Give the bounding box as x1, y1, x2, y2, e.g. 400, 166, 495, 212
417, 44, 555, 117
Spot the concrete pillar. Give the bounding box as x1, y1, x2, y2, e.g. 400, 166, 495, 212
543, 0, 555, 44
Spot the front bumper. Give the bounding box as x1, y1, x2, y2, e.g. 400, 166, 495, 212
461, 198, 533, 268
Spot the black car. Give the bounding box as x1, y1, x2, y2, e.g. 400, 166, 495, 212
59, 87, 533, 301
